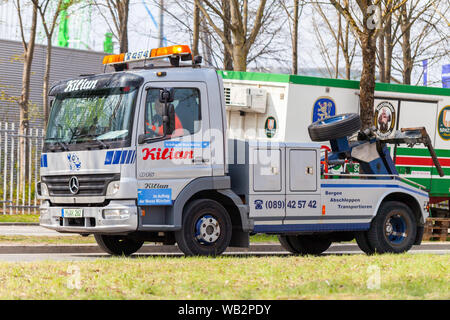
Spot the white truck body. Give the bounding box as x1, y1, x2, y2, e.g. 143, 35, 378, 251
38, 50, 432, 255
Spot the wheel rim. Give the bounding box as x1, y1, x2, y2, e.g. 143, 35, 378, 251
385, 213, 407, 245
318, 114, 348, 125
195, 215, 221, 245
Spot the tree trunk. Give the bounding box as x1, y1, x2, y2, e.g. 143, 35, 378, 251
384, 12, 392, 83
359, 33, 377, 130
222, 0, 233, 70
118, 0, 129, 52
345, 55, 351, 79
400, 4, 412, 84
292, 0, 299, 75
192, 1, 200, 56
43, 38, 52, 129
232, 43, 247, 71
378, 31, 385, 82
19, 4, 38, 197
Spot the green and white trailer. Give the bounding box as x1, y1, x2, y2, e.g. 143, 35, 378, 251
220, 70, 450, 210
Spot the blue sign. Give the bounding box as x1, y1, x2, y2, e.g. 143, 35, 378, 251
164, 141, 210, 148
138, 188, 172, 206
312, 97, 336, 123
442, 64, 450, 88
423, 59, 428, 86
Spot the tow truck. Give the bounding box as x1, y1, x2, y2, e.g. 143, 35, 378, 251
38, 44, 442, 256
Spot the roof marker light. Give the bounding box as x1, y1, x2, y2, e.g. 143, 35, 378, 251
102, 45, 192, 65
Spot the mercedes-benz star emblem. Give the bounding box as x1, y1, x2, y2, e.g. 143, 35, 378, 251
69, 176, 80, 195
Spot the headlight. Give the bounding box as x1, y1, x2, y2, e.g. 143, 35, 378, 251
103, 209, 129, 220
41, 183, 49, 197
106, 181, 120, 196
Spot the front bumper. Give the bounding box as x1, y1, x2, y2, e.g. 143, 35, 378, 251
39, 200, 138, 234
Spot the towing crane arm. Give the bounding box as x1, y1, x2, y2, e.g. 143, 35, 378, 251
381, 127, 444, 177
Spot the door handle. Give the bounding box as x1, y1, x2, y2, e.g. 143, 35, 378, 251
192, 156, 205, 164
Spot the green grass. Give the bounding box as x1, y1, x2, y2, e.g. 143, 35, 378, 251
0, 214, 39, 223
0, 254, 447, 299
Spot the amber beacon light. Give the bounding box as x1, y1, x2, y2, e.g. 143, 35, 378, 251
102, 45, 192, 65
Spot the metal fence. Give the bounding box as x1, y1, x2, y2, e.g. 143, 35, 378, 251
0, 122, 44, 214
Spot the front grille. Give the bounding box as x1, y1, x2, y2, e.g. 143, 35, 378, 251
42, 174, 120, 196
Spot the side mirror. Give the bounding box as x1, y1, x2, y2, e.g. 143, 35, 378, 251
159, 88, 174, 103
138, 133, 147, 144
164, 103, 176, 136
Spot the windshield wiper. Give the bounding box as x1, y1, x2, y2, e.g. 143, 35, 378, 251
46, 139, 69, 152
55, 141, 69, 151
71, 133, 109, 149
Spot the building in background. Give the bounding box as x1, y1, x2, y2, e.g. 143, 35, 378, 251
0, 39, 106, 130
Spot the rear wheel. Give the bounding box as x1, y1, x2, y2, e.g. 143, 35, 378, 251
94, 234, 144, 256
367, 201, 417, 254
279, 235, 332, 255
277, 235, 297, 253
355, 231, 375, 255
175, 199, 232, 256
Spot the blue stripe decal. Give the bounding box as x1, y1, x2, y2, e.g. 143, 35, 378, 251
120, 150, 128, 164
104, 150, 137, 165
40, 154, 47, 168
254, 223, 370, 233
125, 150, 133, 164
112, 151, 122, 164
104, 151, 114, 165
321, 183, 428, 197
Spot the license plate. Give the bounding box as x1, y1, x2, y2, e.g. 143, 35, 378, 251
62, 208, 83, 218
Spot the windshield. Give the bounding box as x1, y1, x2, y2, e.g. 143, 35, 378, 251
45, 86, 138, 148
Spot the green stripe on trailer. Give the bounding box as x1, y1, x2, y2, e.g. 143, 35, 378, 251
218, 70, 450, 96
217, 70, 289, 83
289, 74, 360, 89
396, 148, 450, 158
397, 166, 450, 176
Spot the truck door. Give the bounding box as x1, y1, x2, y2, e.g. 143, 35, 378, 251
136, 82, 212, 203
285, 146, 321, 225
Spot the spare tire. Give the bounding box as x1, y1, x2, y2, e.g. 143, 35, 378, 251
308, 113, 361, 142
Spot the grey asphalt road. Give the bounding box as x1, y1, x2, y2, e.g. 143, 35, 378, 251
0, 225, 448, 261
0, 225, 73, 236
0, 243, 448, 262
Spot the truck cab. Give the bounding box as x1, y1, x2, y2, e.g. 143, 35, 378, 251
39, 45, 430, 256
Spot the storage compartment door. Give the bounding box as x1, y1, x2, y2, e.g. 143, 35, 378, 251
289, 149, 317, 192
253, 148, 281, 192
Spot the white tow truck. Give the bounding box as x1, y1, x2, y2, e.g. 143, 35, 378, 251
38, 45, 435, 256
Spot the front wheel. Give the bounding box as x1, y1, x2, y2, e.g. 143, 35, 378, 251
278, 235, 332, 255
94, 234, 144, 256
367, 201, 417, 254
175, 199, 232, 256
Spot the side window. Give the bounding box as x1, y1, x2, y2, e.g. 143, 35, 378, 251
145, 88, 201, 138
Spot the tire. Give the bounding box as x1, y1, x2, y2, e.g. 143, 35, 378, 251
367, 201, 417, 254
94, 234, 144, 256
175, 199, 232, 256
308, 113, 361, 142
281, 235, 332, 255
277, 235, 297, 253
355, 231, 375, 255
